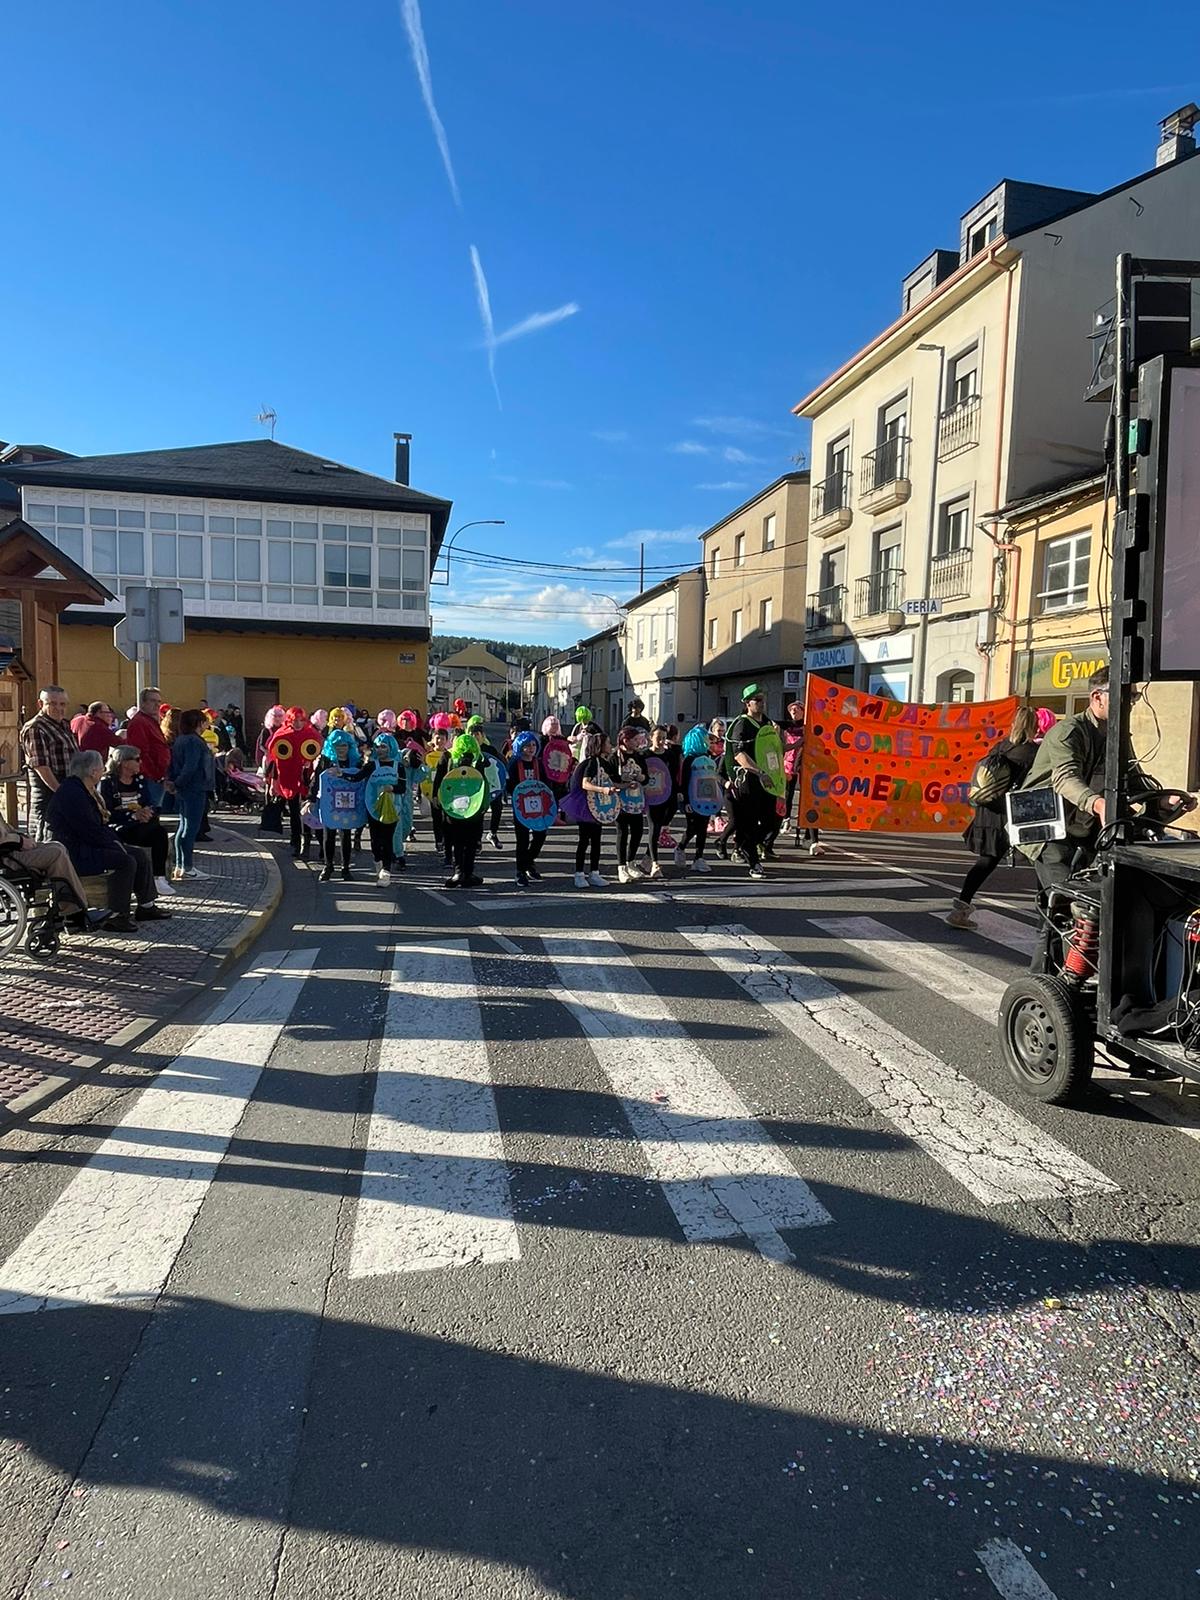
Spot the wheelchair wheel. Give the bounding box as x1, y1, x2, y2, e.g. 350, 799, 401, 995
26, 919, 60, 959
0, 877, 28, 958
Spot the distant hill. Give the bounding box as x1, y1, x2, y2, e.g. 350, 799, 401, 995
431, 634, 553, 670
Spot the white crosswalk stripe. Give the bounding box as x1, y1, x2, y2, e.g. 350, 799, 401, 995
348, 939, 520, 1278
541, 931, 831, 1260
0, 949, 316, 1316
678, 925, 1117, 1205
813, 914, 1006, 1024
976, 1537, 1060, 1599
932, 906, 1039, 958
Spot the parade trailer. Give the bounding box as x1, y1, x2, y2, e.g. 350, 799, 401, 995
1000, 254, 1200, 1103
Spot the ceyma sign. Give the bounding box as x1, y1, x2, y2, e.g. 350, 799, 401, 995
1013, 644, 1108, 697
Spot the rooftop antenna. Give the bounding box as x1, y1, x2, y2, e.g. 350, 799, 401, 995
256, 405, 278, 440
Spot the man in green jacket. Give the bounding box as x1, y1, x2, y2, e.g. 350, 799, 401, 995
1018, 666, 1193, 890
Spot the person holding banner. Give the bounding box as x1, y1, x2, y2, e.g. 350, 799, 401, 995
947, 706, 1039, 929
780, 700, 823, 855
724, 685, 776, 880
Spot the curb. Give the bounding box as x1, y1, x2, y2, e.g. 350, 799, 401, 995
0, 826, 285, 1132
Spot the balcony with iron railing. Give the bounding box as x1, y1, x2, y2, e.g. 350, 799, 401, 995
929, 545, 973, 602
859, 434, 911, 513
810, 469, 852, 536
806, 583, 848, 635
854, 567, 904, 620
937, 395, 981, 459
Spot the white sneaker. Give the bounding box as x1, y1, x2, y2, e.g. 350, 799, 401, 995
617, 865, 629, 884
154, 875, 176, 896
626, 864, 643, 881
176, 867, 211, 881
646, 861, 661, 879
574, 872, 589, 890
377, 868, 391, 886
808, 841, 826, 857
692, 858, 711, 873
587, 871, 608, 888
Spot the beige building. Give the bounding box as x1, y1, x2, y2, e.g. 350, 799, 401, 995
995, 471, 1199, 796
699, 473, 809, 720
795, 108, 1200, 706
621, 567, 705, 728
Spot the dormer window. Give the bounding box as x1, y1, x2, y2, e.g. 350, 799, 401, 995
968, 213, 998, 258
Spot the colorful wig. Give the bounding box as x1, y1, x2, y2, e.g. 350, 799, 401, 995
541, 716, 561, 738
573, 706, 593, 725
372, 731, 401, 763
682, 723, 709, 758
322, 728, 356, 762
310, 708, 328, 731
1035, 706, 1058, 738
264, 704, 285, 731
376, 708, 398, 733
398, 709, 420, 731
512, 731, 539, 763
451, 733, 481, 765
429, 711, 453, 731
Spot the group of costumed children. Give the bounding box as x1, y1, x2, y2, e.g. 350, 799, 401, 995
258, 684, 800, 890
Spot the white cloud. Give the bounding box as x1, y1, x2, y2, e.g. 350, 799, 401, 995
493, 303, 580, 347
569, 545, 596, 559
722, 446, 765, 464
697, 480, 750, 492
670, 441, 709, 456
435, 581, 621, 636
399, 0, 461, 209
693, 415, 794, 439
592, 429, 629, 445
605, 525, 701, 551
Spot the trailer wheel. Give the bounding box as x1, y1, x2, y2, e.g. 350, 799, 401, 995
1000, 975, 1094, 1105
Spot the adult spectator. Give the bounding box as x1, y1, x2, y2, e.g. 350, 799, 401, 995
19, 685, 79, 841
71, 701, 119, 758
100, 744, 175, 898
224, 705, 246, 749
124, 687, 171, 808
48, 749, 170, 933
724, 684, 776, 881
623, 698, 652, 734
0, 812, 112, 932
167, 709, 216, 881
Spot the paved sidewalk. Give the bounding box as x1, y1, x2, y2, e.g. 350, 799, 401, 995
0, 821, 280, 1113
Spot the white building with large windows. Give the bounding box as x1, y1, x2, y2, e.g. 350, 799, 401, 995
0, 437, 451, 724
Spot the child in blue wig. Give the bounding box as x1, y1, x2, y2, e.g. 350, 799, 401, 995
680, 722, 716, 872
309, 727, 366, 881
361, 731, 407, 885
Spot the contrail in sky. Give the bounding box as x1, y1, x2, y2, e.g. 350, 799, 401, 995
494, 303, 580, 346
399, 0, 462, 209
470, 244, 502, 407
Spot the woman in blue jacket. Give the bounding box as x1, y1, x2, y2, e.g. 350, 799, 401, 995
167, 708, 215, 881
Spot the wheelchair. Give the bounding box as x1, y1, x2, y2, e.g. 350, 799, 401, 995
0, 845, 67, 959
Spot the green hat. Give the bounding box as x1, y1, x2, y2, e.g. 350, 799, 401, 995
741, 683, 763, 702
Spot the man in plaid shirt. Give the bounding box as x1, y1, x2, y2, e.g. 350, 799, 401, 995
20, 685, 79, 841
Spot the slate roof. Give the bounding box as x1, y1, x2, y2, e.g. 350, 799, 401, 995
0, 439, 453, 550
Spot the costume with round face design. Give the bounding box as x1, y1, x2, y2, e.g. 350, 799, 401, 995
267, 707, 322, 799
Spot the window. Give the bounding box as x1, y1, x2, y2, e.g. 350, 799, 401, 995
948, 344, 979, 407
968, 214, 998, 258
649, 613, 659, 655
760, 597, 773, 633
153, 532, 204, 579
710, 548, 721, 579
823, 432, 851, 511
819, 547, 844, 592
610, 646, 617, 670
937, 496, 971, 556
905, 272, 934, 312
762, 513, 776, 551
1040, 531, 1091, 612
26, 502, 85, 565
734, 532, 746, 567
732, 608, 743, 643
636, 618, 645, 659
874, 525, 902, 571
664, 601, 676, 653
708, 617, 718, 650
236, 539, 261, 581
879, 394, 908, 447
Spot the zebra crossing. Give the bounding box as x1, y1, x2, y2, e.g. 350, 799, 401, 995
4, 899, 1195, 1320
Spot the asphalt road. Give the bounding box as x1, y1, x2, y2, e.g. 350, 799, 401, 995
1, 820, 1198, 1600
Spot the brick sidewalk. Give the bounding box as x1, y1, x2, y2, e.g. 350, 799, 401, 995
0, 822, 277, 1111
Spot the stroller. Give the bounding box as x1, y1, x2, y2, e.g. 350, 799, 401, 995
218, 751, 266, 814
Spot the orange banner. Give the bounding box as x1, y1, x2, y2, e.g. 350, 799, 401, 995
798, 675, 1019, 834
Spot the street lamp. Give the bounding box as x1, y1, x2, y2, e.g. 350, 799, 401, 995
914, 342, 946, 703
431, 519, 506, 587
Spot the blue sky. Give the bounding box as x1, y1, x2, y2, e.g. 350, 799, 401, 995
4, 1, 1193, 643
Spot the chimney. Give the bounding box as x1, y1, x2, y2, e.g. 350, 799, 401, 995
393, 432, 412, 485
1156, 103, 1198, 168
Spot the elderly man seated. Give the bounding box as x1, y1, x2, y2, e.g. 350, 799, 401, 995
47, 749, 172, 934
0, 814, 112, 933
